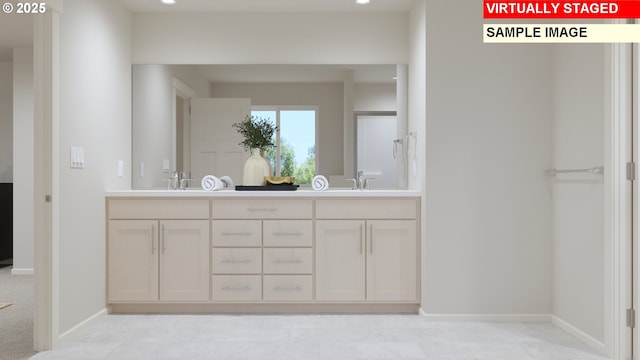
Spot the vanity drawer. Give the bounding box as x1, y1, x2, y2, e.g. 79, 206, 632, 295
212, 248, 262, 274
315, 199, 418, 219
108, 199, 209, 219
211, 199, 312, 219
263, 220, 313, 247
263, 275, 312, 301
211, 275, 262, 302
212, 220, 262, 247
263, 248, 312, 274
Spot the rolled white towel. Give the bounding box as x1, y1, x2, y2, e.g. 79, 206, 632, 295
219, 176, 234, 189
312, 175, 329, 191
201, 175, 224, 191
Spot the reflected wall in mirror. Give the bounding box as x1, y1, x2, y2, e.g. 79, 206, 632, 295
131, 64, 408, 190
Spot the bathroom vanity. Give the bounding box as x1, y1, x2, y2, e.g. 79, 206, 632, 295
105, 190, 420, 313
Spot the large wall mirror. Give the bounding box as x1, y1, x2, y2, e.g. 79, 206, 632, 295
132, 64, 409, 190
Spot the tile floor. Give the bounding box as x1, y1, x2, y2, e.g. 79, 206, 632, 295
28, 315, 610, 360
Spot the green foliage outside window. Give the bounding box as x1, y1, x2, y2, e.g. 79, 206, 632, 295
264, 142, 316, 184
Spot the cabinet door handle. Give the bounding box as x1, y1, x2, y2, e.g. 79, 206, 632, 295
221, 232, 252, 236
369, 224, 373, 254
359, 224, 363, 255
162, 224, 166, 254
222, 286, 251, 291
221, 259, 251, 264
151, 224, 156, 254
274, 259, 303, 264
247, 208, 277, 212
274, 286, 302, 291
272, 232, 303, 236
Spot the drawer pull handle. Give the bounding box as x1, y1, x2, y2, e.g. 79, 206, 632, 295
274, 286, 303, 291
221, 232, 253, 236
274, 259, 303, 264
221, 259, 251, 264
247, 208, 277, 212
272, 232, 303, 236
222, 286, 251, 291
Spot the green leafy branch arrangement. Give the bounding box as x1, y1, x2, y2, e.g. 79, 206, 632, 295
232, 115, 278, 152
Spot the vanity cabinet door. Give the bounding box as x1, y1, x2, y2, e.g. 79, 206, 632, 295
108, 220, 159, 302
159, 220, 210, 301
315, 220, 366, 301
366, 220, 417, 302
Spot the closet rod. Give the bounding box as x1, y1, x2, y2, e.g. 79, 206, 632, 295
545, 166, 604, 176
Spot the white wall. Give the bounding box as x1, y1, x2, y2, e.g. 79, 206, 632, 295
409, 0, 427, 311
210, 82, 344, 176
409, 0, 426, 193
12, 47, 34, 272
354, 83, 396, 112
58, 0, 131, 335
132, 64, 211, 189
551, 44, 605, 343
132, 13, 409, 65
423, 1, 553, 315
0, 61, 12, 182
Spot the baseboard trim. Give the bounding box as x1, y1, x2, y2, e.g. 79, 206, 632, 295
58, 308, 107, 343
11, 268, 34, 275
109, 303, 420, 314
418, 309, 551, 322
417, 310, 606, 355
551, 315, 606, 355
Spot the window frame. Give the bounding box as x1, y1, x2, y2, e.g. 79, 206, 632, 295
251, 106, 319, 183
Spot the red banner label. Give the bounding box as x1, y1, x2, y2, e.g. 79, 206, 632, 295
484, 0, 640, 18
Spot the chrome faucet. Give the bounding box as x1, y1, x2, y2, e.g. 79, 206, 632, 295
167, 171, 178, 190
179, 171, 194, 190
167, 171, 194, 190
348, 171, 375, 190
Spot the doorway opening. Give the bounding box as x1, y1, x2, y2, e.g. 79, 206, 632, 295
355, 111, 399, 189
171, 77, 196, 177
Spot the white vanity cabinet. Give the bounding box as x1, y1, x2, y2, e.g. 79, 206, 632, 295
211, 219, 263, 302
211, 199, 314, 302
107, 199, 210, 303
315, 199, 419, 303
106, 192, 420, 311
315, 220, 366, 301
108, 220, 158, 302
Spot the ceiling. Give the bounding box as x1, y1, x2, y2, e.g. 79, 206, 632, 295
0, 0, 413, 61
118, 0, 415, 13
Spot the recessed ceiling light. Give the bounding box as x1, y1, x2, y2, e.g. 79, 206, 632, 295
161, 0, 176, 4
355, 0, 371, 4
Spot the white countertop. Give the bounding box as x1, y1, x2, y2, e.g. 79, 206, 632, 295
105, 189, 422, 198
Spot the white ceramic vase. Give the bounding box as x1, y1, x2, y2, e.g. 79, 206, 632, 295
243, 148, 271, 186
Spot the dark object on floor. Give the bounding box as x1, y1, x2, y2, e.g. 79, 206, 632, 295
0, 263, 11, 269
0, 183, 12, 262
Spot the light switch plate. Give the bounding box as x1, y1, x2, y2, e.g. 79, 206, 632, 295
139, 161, 145, 178
70, 147, 85, 169
117, 160, 124, 178
162, 159, 170, 173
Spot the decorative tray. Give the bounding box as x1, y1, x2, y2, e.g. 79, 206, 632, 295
235, 185, 299, 191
